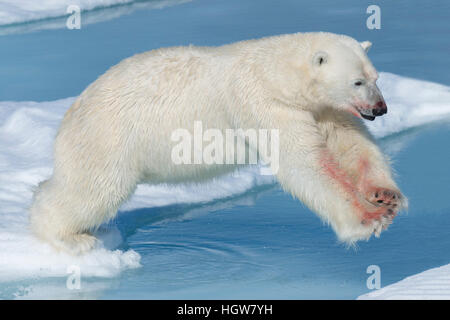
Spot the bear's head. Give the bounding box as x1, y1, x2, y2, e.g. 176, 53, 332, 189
304, 34, 387, 121
262, 33, 387, 121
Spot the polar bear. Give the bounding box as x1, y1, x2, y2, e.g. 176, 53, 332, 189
30, 32, 407, 254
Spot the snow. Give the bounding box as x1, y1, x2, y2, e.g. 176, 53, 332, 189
0, 72, 450, 295
366, 73, 450, 138
0, 0, 133, 25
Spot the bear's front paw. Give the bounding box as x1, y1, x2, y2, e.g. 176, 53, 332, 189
365, 187, 405, 210
360, 206, 395, 238
361, 187, 406, 237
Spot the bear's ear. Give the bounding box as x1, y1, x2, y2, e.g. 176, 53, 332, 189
312, 51, 328, 66
360, 41, 372, 53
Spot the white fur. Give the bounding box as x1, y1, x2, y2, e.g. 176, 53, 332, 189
29, 32, 407, 254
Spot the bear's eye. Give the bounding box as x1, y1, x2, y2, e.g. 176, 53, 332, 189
354, 81, 363, 86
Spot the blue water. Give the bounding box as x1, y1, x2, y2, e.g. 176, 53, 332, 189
1, 0, 449, 299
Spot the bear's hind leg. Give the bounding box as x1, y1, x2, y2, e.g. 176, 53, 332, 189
30, 169, 136, 254
52, 233, 98, 255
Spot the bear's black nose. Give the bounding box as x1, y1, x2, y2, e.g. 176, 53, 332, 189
372, 101, 387, 116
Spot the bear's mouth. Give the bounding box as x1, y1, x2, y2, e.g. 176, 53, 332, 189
360, 113, 375, 121
350, 105, 376, 121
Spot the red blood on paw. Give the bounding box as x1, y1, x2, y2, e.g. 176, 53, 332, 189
363, 207, 386, 220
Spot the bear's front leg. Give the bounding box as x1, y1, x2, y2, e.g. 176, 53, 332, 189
317, 111, 407, 236
264, 107, 406, 243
